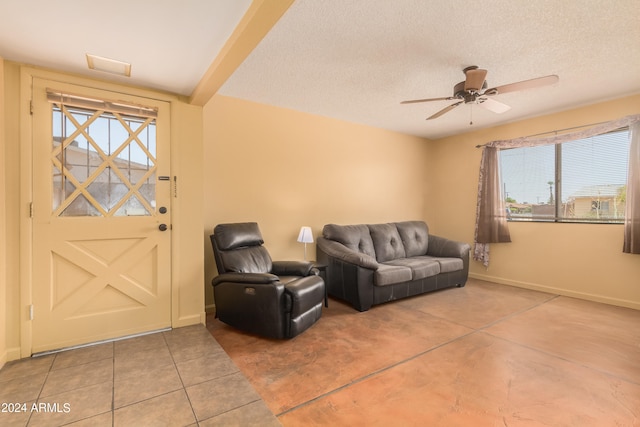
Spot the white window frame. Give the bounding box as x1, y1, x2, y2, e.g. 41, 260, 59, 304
500, 128, 629, 224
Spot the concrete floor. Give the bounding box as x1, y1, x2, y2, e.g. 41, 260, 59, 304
209, 278, 640, 426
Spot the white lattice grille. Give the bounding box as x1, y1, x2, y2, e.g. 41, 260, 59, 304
51, 103, 157, 217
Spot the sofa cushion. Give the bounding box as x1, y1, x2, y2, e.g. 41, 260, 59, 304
374, 263, 412, 286
384, 257, 440, 280
368, 223, 406, 262
323, 224, 376, 258
395, 221, 429, 257
420, 256, 464, 273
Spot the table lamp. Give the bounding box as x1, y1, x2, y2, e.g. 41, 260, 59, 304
297, 226, 314, 260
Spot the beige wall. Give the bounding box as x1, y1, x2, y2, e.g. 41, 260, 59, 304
202, 95, 432, 309
170, 101, 206, 327
429, 95, 640, 309
1, 62, 204, 361
3, 62, 21, 363
202, 94, 640, 311
0, 57, 6, 368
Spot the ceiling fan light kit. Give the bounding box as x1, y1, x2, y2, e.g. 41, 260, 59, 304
402, 65, 559, 122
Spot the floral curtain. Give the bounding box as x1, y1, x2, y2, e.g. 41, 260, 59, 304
474, 114, 640, 266
623, 121, 640, 254
473, 146, 511, 267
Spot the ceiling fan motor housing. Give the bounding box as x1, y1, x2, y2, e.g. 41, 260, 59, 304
453, 80, 488, 103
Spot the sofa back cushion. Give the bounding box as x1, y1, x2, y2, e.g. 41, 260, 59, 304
322, 224, 376, 258
395, 221, 429, 257
368, 223, 406, 262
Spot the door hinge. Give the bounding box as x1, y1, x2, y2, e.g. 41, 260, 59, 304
29, 202, 34, 218
30, 100, 34, 115
29, 305, 34, 320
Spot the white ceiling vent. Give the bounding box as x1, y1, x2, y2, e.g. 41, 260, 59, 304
86, 54, 131, 77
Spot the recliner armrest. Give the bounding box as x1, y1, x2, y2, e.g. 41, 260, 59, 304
272, 261, 313, 277
212, 272, 279, 286
316, 238, 379, 270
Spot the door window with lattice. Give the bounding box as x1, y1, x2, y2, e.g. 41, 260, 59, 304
49, 91, 158, 217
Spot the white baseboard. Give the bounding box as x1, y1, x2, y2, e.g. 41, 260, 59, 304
469, 273, 640, 311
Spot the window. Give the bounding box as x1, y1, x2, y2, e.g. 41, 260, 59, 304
51, 104, 157, 217
500, 128, 629, 223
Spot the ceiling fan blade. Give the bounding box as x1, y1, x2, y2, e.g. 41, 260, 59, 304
478, 97, 511, 114
401, 96, 455, 104
464, 68, 487, 92
485, 74, 559, 95
426, 101, 463, 120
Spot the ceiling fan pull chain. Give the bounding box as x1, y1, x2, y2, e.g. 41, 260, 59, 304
470, 104, 474, 126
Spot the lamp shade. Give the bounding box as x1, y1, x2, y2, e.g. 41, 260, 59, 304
297, 226, 314, 243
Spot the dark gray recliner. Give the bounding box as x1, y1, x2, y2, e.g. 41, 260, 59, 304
211, 222, 324, 339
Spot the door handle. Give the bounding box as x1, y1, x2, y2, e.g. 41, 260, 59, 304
159, 224, 168, 231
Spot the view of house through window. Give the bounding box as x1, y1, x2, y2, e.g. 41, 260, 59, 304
52, 104, 157, 217
499, 128, 629, 223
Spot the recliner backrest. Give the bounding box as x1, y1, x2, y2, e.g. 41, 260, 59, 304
212, 222, 273, 274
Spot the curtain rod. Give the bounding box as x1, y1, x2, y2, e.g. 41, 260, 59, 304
474, 120, 613, 148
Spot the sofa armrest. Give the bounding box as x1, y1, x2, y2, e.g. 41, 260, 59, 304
427, 234, 471, 259
272, 260, 314, 277
316, 237, 380, 270
212, 272, 279, 286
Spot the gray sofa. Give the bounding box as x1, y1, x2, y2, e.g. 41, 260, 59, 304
316, 221, 470, 311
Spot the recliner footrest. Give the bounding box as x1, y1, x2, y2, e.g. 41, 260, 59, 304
285, 275, 325, 318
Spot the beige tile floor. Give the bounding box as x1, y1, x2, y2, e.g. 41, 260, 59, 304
209, 279, 640, 426
0, 324, 280, 426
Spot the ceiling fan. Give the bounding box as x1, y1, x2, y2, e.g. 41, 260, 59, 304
401, 66, 559, 121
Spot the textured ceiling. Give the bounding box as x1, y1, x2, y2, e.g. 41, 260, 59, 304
219, 0, 640, 139
1, 1, 639, 140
